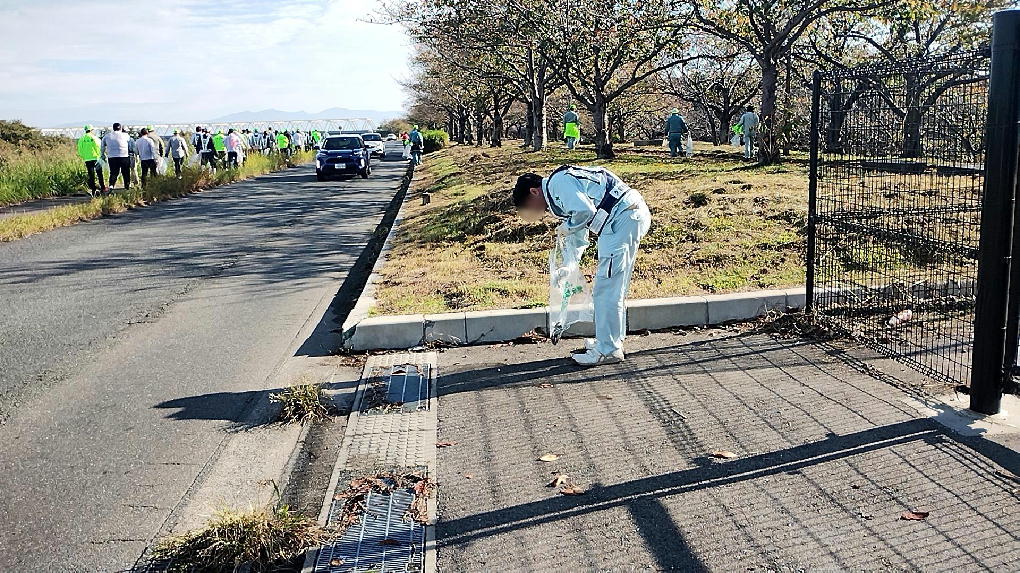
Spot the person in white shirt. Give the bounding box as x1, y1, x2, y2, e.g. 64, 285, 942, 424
226, 129, 243, 168
739, 105, 761, 160
135, 128, 161, 186
166, 130, 190, 179
101, 122, 132, 190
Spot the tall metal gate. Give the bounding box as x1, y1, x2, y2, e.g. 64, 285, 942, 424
806, 50, 991, 387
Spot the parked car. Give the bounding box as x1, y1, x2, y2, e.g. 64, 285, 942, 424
315, 135, 372, 180
361, 132, 386, 157
385, 133, 397, 141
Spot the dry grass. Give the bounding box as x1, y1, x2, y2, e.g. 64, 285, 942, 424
151, 505, 326, 573
374, 141, 808, 315
270, 382, 333, 423
0, 150, 314, 243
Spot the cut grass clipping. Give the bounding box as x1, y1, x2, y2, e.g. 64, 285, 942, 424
0, 150, 314, 242
151, 505, 326, 573
271, 382, 332, 423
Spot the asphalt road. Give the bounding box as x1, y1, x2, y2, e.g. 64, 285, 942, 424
0, 158, 408, 571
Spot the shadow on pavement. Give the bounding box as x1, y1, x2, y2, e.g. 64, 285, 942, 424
434, 332, 1020, 570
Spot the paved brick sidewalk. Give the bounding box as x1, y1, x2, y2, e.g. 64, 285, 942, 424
433, 330, 1019, 572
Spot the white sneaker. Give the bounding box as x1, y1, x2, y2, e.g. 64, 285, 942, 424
572, 348, 625, 366
584, 338, 596, 351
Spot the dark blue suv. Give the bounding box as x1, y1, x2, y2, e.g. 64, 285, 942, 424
315, 135, 372, 181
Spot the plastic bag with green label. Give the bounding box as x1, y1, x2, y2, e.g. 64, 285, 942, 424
548, 228, 594, 343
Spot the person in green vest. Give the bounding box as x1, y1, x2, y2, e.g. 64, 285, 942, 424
730, 122, 744, 147
212, 130, 227, 167
563, 104, 580, 149
276, 131, 290, 158
76, 125, 107, 194
311, 129, 322, 149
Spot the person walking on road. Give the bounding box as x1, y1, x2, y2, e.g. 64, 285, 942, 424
665, 109, 690, 158
226, 129, 243, 168
77, 125, 107, 195
212, 130, 227, 166
135, 128, 160, 186
101, 123, 132, 190
739, 105, 760, 160
275, 130, 290, 158
311, 129, 322, 149
197, 129, 216, 169
563, 105, 581, 149
513, 165, 651, 366
166, 129, 190, 178
408, 125, 424, 166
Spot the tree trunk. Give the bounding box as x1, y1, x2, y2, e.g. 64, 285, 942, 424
457, 106, 469, 145
591, 98, 614, 159
614, 114, 625, 144
531, 68, 548, 151
474, 105, 484, 147
825, 80, 847, 154
901, 73, 923, 158
524, 100, 535, 148
490, 94, 504, 147
759, 60, 780, 164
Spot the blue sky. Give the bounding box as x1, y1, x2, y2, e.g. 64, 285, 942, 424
0, 0, 410, 127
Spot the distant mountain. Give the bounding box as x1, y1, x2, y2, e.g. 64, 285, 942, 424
207, 108, 404, 124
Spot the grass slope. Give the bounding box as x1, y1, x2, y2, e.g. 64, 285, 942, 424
374, 141, 808, 315
0, 151, 314, 242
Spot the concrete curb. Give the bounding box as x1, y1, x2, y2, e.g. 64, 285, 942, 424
345, 286, 806, 351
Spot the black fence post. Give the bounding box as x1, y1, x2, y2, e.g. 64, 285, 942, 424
806, 70, 822, 313
971, 10, 1020, 415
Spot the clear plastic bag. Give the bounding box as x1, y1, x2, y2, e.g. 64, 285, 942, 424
685, 133, 694, 156
548, 229, 594, 343
731, 133, 742, 147
155, 157, 168, 175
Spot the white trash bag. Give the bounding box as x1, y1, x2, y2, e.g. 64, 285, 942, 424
731, 133, 742, 147
155, 156, 168, 175
548, 229, 594, 343
685, 132, 694, 156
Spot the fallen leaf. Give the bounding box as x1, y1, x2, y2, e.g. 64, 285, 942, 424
900, 510, 929, 521
380, 538, 401, 546
710, 450, 738, 459
436, 441, 457, 448
330, 558, 344, 566
548, 473, 570, 488
539, 453, 560, 462
560, 486, 587, 495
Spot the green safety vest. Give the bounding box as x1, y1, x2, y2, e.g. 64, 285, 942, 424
564, 122, 580, 139
213, 133, 226, 151
311, 131, 321, 142
77, 133, 101, 161
276, 133, 289, 149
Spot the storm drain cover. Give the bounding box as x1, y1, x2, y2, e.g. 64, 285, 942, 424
315, 489, 426, 573
363, 364, 431, 413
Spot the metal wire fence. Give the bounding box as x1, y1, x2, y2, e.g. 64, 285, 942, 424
807, 50, 991, 386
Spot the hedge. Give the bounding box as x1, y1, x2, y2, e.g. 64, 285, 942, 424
422, 130, 449, 153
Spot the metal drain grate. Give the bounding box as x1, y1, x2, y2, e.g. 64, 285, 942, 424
316, 489, 426, 573
364, 364, 431, 414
